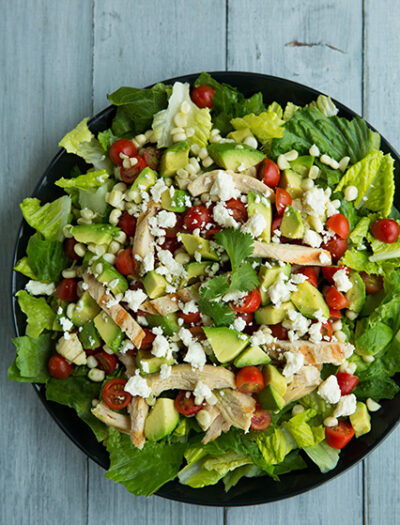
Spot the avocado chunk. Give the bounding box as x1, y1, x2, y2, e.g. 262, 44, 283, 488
82, 251, 96, 268
350, 401, 371, 438
227, 128, 255, 143
247, 192, 272, 242
180, 261, 213, 288
290, 155, 314, 176
144, 398, 180, 441
280, 170, 303, 199
280, 206, 304, 239
263, 364, 287, 396
68, 224, 120, 245
93, 258, 129, 295
78, 320, 101, 350
180, 233, 219, 261
70, 291, 100, 326
146, 312, 180, 336
290, 280, 329, 320
136, 349, 174, 374
234, 345, 271, 367
346, 271, 366, 313
142, 270, 168, 299
93, 311, 123, 352
254, 301, 293, 325
126, 167, 157, 203
161, 187, 189, 213
203, 327, 249, 363
208, 143, 265, 171
160, 141, 190, 177
258, 263, 291, 305
258, 385, 286, 411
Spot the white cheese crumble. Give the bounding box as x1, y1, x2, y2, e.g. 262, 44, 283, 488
318, 375, 341, 404
302, 187, 327, 217
193, 380, 213, 405
213, 201, 239, 228
303, 229, 322, 248
319, 251, 331, 265
308, 322, 323, 343
160, 363, 172, 379
124, 370, 152, 398
59, 316, 73, 332
25, 280, 55, 296
184, 341, 207, 370
119, 339, 134, 354
180, 300, 198, 315
150, 178, 168, 202
156, 210, 177, 229
231, 317, 246, 332
140, 361, 150, 373
241, 213, 267, 239
333, 269, 353, 293
123, 289, 147, 312
222, 289, 248, 304
209, 171, 240, 201
282, 351, 304, 377
314, 308, 328, 323
250, 326, 274, 346
151, 334, 170, 358
333, 394, 357, 417
283, 309, 311, 340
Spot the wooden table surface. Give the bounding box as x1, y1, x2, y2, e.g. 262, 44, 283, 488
1, 1, 399, 523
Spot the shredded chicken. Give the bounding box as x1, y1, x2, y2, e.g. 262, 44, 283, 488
195, 404, 220, 431
117, 352, 137, 377
139, 285, 199, 315
56, 333, 87, 366
284, 365, 322, 403
266, 340, 354, 366
91, 401, 130, 434
201, 414, 231, 444
128, 396, 149, 449
214, 389, 256, 432
132, 201, 159, 266
252, 242, 332, 266
83, 272, 145, 348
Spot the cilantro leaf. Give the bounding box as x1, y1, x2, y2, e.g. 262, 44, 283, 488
230, 262, 259, 292
199, 275, 230, 299
214, 229, 254, 271
198, 298, 235, 327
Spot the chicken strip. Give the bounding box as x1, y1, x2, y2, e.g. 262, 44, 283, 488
195, 404, 220, 431
139, 285, 199, 315
128, 396, 149, 449
214, 389, 256, 432
201, 414, 231, 444
252, 242, 332, 266
132, 201, 159, 265
266, 340, 354, 366
283, 365, 322, 403
91, 401, 130, 434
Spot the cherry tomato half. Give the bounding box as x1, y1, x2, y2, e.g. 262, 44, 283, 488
322, 235, 348, 263
271, 215, 283, 234
205, 226, 223, 239
326, 213, 350, 240
120, 155, 147, 184
231, 289, 261, 314
329, 307, 342, 320
275, 188, 292, 215
236, 311, 254, 325
178, 310, 201, 324
235, 366, 265, 394
360, 272, 383, 294
299, 267, 318, 287
258, 158, 280, 188
336, 371, 359, 395
55, 278, 78, 302
269, 323, 289, 340
322, 265, 349, 284
48, 354, 74, 379
321, 320, 333, 340
225, 198, 248, 223
63, 238, 81, 261
140, 328, 156, 351
325, 420, 355, 449
95, 351, 117, 375
115, 249, 136, 276
103, 378, 132, 410
118, 211, 137, 237
251, 402, 271, 431
142, 146, 161, 170
191, 85, 215, 108
371, 218, 400, 244
174, 390, 203, 416
109, 139, 138, 166
183, 205, 212, 232
324, 286, 350, 310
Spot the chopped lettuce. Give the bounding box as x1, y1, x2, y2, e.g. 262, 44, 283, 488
8, 333, 53, 383
369, 222, 400, 262
255, 426, 296, 466
78, 184, 110, 217
14, 256, 38, 280
283, 410, 325, 448
304, 441, 340, 473
308, 95, 338, 117
97, 129, 118, 152
223, 464, 263, 492
283, 102, 300, 121
152, 82, 212, 148
59, 118, 112, 172
349, 216, 372, 246
16, 290, 55, 338
26, 233, 69, 281
354, 358, 400, 401
55, 169, 109, 190
20, 196, 71, 242
336, 151, 395, 217
230, 111, 284, 144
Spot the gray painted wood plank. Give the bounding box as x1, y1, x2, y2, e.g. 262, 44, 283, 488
227, 1, 364, 523
364, 2, 400, 523
0, 1, 93, 524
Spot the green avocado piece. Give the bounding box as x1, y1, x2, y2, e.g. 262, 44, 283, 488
290, 155, 314, 176
346, 271, 366, 313
247, 192, 272, 242
126, 167, 157, 203
233, 345, 271, 367
207, 142, 265, 171
93, 258, 129, 295
290, 280, 329, 320
254, 301, 293, 325
227, 128, 255, 143
280, 170, 303, 199
258, 384, 286, 411
136, 349, 175, 374
258, 263, 291, 305
142, 271, 168, 299
144, 398, 180, 441
161, 187, 189, 212
68, 224, 120, 245
82, 251, 96, 268
78, 320, 101, 350
93, 311, 123, 352
263, 364, 287, 396
160, 141, 190, 177
203, 327, 249, 363
70, 291, 100, 326
180, 233, 219, 261
350, 401, 371, 438
280, 206, 305, 239
180, 261, 212, 288
146, 313, 180, 336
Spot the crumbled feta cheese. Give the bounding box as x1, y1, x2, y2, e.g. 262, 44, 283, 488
333, 269, 353, 293
308, 322, 323, 343
137, 315, 149, 326
25, 280, 55, 296
193, 381, 213, 405
157, 210, 177, 229
160, 363, 172, 379
124, 289, 147, 312
222, 290, 248, 304
333, 394, 357, 417
181, 300, 198, 315
241, 214, 267, 239
302, 187, 327, 217
250, 326, 274, 346
184, 341, 207, 370
157, 249, 186, 283
213, 201, 239, 228
319, 251, 331, 265
291, 273, 308, 284
178, 327, 193, 347
59, 317, 73, 332
282, 351, 304, 377
283, 309, 311, 338
124, 370, 152, 398
140, 361, 150, 373
268, 274, 297, 306
209, 171, 240, 201
120, 339, 134, 354
231, 317, 246, 332
150, 178, 168, 202
303, 229, 322, 248
318, 375, 341, 404
151, 334, 170, 358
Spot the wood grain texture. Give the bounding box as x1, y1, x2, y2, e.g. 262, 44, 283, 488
0, 1, 93, 524
364, 2, 400, 523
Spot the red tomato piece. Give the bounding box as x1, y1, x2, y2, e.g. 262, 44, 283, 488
109, 139, 138, 166
322, 265, 349, 284
183, 205, 211, 231
336, 371, 359, 395
142, 146, 161, 170
48, 354, 74, 379
371, 218, 400, 244
117, 211, 137, 237
322, 235, 348, 263
165, 214, 184, 238
191, 85, 215, 108
275, 188, 292, 215
258, 159, 280, 188
321, 320, 333, 340
159, 236, 180, 253
329, 307, 342, 320
95, 351, 117, 375
139, 328, 156, 351
178, 310, 201, 324
235, 366, 265, 394
326, 213, 350, 240
236, 311, 254, 325
251, 402, 271, 431
360, 272, 384, 294
231, 289, 261, 313
324, 286, 350, 310
225, 198, 248, 223
298, 267, 318, 287
325, 420, 355, 449
63, 238, 81, 261
119, 155, 147, 184
270, 323, 289, 340
103, 378, 132, 410
55, 278, 78, 302
271, 215, 282, 233
115, 249, 136, 276
174, 390, 203, 416
204, 226, 222, 239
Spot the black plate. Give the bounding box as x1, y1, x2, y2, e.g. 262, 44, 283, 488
11, 71, 400, 506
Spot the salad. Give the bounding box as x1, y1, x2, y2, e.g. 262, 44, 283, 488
9, 73, 400, 497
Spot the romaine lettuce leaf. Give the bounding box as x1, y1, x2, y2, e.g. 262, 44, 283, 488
97, 129, 118, 152
26, 233, 69, 281
349, 217, 371, 246
14, 256, 38, 280
16, 290, 55, 338
303, 441, 340, 473
308, 95, 339, 117
230, 111, 284, 143
340, 249, 386, 275
55, 169, 109, 190
223, 464, 263, 492
283, 409, 325, 448
152, 82, 212, 148
20, 196, 71, 241
368, 222, 400, 263
354, 358, 400, 401
78, 184, 110, 217
255, 426, 296, 466
8, 333, 53, 383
